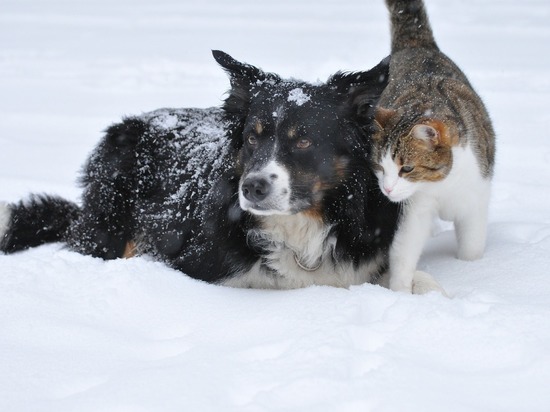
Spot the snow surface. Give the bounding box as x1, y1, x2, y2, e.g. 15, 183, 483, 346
1, 0, 550, 411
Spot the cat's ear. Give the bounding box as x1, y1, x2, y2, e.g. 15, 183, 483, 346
374, 107, 397, 130
411, 124, 439, 145
212, 50, 281, 117
411, 120, 456, 146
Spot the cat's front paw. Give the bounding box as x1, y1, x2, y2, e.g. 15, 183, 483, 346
412, 270, 448, 297
389, 276, 413, 293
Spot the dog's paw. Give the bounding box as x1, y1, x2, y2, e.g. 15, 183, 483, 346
412, 270, 448, 297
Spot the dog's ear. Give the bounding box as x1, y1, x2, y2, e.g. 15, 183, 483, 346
329, 56, 390, 122
212, 50, 280, 118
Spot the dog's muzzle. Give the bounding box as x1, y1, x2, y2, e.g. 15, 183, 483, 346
241, 177, 271, 203
238, 160, 292, 215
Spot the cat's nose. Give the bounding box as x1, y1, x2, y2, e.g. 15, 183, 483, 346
384, 185, 393, 194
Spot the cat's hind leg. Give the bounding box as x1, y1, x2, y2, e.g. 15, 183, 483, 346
454, 189, 490, 261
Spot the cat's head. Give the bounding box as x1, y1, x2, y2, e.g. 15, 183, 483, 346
370, 107, 456, 202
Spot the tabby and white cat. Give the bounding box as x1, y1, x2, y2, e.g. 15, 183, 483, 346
371, 0, 496, 293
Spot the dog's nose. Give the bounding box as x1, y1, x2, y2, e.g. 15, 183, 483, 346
242, 177, 271, 202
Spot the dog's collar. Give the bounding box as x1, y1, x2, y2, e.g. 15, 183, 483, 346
248, 227, 326, 272
293, 253, 322, 272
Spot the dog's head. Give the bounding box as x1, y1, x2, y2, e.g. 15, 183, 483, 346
213, 50, 389, 216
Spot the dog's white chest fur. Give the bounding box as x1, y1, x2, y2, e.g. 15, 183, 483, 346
221, 213, 382, 289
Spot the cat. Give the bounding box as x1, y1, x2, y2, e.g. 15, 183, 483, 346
370, 0, 496, 293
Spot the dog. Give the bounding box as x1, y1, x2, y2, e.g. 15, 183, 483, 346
0, 51, 443, 292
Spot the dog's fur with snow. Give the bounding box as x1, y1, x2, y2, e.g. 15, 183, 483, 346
0, 51, 443, 292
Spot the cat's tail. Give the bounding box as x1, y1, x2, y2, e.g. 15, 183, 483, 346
0, 194, 80, 253
385, 0, 438, 53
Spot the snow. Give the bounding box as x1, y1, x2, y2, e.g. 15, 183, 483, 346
0, 202, 10, 238
287, 87, 311, 106
1, 0, 550, 411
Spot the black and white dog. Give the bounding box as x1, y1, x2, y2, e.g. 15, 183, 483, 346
0, 51, 442, 292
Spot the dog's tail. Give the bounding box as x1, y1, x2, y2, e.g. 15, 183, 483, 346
0, 194, 80, 253
385, 0, 438, 53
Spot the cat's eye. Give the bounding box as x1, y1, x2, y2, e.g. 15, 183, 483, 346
296, 138, 312, 149
401, 165, 415, 173
247, 135, 258, 146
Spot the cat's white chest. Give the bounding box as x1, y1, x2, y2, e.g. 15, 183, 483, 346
421, 145, 490, 221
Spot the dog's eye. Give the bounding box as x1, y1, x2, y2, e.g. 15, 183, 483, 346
400, 165, 415, 174
296, 138, 312, 149
247, 135, 258, 146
